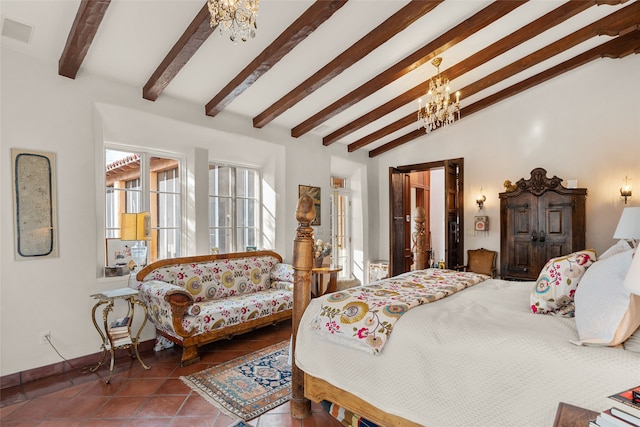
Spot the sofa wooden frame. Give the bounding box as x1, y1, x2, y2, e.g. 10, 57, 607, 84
136, 250, 292, 366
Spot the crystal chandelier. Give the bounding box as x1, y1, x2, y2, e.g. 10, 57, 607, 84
207, 0, 259, 43
417, 57, 460, 133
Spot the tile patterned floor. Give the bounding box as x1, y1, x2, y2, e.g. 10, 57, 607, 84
0, 320, 342, 426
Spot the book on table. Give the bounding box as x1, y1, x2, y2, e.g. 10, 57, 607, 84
595, 409, 640, 427
608, 386, 640, 418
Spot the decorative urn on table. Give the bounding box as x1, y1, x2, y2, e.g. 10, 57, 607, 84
314, 239, 332, 268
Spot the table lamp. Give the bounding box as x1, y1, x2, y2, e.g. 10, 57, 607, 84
614, 207, 640, 249
121, 212, 151, 272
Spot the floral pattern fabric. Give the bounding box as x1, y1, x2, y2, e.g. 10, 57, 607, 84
530, 249, 596, 316
139, 255, 281, 302
310, 269, 489, 354
132, 255, 293, 341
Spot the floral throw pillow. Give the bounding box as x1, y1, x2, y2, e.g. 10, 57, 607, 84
530, 249, 597, 315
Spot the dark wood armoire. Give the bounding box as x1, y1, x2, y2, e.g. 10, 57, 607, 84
499, 168, 587, 281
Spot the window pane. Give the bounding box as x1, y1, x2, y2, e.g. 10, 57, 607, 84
237, 168, 258, 198
236, 199, 258, 227
210, 229, 232, 253
157, 228, 180, 259
237, 227, 256, 248
210, 165, 232, 197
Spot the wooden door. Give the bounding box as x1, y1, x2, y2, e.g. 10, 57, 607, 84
389, 168, 412, 277
443, 159, 463, 269
390, 159, 463, 276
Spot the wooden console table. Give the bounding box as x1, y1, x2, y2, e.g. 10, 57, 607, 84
553, 402, 598, 427
312, 266, 342, 297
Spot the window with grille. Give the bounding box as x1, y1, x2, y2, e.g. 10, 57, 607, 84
105, 148, 182, 265
330, 176, 351, 278
209, 164, 262, 253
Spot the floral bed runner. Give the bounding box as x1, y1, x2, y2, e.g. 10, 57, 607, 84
309, 268, 488, 354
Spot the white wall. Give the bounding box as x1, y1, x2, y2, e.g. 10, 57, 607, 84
371, 56, 640, 270
0, 48, 370, 376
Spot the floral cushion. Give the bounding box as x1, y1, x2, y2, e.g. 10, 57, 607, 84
530, 249, 597, 315
182, 289, 293, 336
140, 255, 281, 302
270, 263, 294, 291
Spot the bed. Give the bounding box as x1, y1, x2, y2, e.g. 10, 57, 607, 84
289, 196, 640, 426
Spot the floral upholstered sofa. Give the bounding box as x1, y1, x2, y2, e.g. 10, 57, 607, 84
131, 251, 294, 365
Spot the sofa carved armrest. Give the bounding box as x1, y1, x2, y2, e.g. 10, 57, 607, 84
164, 289, 196, 338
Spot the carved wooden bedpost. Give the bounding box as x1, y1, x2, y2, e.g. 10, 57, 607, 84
412, 206, 427, 270
291, 196, 314, 419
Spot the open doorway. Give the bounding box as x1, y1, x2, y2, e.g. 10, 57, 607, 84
389, 158, 464, 277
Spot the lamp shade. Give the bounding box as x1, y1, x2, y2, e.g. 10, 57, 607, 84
121, 212, 151, 241
613, 207, 640, 240
624, 250, 640, 295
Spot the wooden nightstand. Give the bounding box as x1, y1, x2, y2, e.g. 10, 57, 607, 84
553, 402, 598, 427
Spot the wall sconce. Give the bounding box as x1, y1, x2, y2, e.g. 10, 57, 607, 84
476, 192, 486, 209
620, 176, 632, 204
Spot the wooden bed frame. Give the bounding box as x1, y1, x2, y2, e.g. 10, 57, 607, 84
290, 196, 420, 426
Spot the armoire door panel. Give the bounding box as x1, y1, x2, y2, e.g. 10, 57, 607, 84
545, 209, 564, 235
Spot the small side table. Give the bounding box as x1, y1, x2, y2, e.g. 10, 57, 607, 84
90, 287, 150, 383
553, 402, 598, 427
312, 266, 342, 297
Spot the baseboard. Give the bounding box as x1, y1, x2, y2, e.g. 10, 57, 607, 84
0, 338, 155, 390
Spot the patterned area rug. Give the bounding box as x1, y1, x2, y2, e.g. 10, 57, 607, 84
181, 340, 291, 421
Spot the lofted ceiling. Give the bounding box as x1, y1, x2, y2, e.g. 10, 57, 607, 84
2, 0, 639, 157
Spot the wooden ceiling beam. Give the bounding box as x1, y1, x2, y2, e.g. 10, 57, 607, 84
58, 0, 111, 79
252, 0, 443, 129
143, 4, 214, 101
290, 0, 527, 139
354, 1, 639, 153
335, 0, 598, 148
368, 28, 640, 158
205, 0, 348, 117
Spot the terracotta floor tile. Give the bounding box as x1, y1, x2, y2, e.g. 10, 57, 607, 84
0, 387, 26, 408
0, 321, 339, 426
135, 395, 187, 418
176, 394, 221, 417
114, 378, 164, 397
37, 419, 83, 427
22, 375, 73, 400
126, 417, 174, 426
49, 395, 107, 419
154, 378, 190, 395
255, 412, 302, 427
171, 415, 219, 427
2, 397, 64, 421
92, 396, 147, 418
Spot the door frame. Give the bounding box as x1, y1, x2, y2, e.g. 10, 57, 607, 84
389, 158, 464, 277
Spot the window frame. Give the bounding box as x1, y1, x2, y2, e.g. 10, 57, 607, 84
330, 176, 352, 279
208, 162, 263, 254
104, 145, 186, 269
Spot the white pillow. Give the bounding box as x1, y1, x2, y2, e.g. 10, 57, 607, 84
600, 239, 633, 260
624, 327, 640, 352
574, 250, 640, 346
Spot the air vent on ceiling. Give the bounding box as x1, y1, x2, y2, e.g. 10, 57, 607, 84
2, 17, 33, 44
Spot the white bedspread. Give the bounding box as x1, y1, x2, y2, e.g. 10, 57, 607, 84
296, 279, 640, 426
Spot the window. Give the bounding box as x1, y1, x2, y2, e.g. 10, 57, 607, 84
105, 148, 182, 265
209, 164, 261, 253
330, 176, 351, 278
